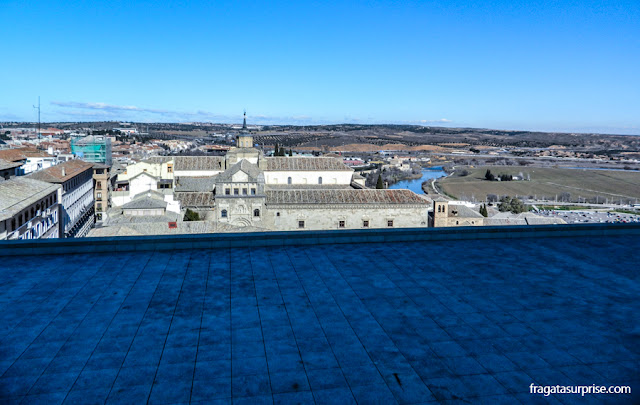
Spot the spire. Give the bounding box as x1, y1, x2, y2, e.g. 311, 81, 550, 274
242, 110, 247, 129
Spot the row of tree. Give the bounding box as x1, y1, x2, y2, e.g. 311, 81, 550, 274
484, 169, 514, 181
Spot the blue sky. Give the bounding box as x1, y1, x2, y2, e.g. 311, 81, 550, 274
1, 0, 638, 134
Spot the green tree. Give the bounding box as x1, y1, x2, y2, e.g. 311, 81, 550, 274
480, 204, 488, 217
376, 174, 384, 189
485, 169, 495, 181
184, 209, 200, 221
498, 196, 512, 212
288, 149, 293, 156
510, 197, 525, 213
274, 143, 279, 156
498, 196, 526, 214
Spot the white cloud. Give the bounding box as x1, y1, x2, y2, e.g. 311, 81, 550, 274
419, 119, 452, 124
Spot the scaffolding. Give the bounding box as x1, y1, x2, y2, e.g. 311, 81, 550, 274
71, 135, 112, 165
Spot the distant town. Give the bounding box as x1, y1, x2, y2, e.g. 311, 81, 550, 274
1, 118, 639, 241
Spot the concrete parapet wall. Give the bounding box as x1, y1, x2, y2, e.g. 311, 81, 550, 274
1, 223, 639, 256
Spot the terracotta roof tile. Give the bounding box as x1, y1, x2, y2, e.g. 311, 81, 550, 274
266, 157, 352, 171
27, 160, 94, 183
266, 189, 429, 205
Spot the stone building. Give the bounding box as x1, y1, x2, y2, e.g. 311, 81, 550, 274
429, 198, 484, 227
97, 115, 432, 235
92, 163, 110, 222
263, 189, 430, 231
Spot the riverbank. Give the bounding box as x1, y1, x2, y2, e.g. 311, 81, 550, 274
389, 167, 447, 194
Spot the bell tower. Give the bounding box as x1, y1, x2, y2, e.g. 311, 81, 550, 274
432, 198, 449, 227
237, 110, 253, 148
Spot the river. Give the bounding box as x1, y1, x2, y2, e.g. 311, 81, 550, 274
388, 167, 447, 194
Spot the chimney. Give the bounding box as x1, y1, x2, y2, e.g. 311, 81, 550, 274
61, 167, 66, 177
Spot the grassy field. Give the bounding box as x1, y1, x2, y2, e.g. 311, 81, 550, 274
437, 166, 640, 203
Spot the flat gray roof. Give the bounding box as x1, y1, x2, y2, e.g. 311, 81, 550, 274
0, 231, 637, 403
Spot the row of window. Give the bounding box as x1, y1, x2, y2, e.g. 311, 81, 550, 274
63, 171, 91, 193
221, 209, 261, 218
225, 188, 257, 196
9, 193, 58, 232
284, 177, 323, 184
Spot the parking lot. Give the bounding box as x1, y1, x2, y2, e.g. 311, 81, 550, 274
537, 209, 640, 224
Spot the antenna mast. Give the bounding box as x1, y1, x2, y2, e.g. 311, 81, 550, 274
33, 96, 41, 139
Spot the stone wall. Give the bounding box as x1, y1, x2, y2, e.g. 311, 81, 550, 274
265, 205, 430, 231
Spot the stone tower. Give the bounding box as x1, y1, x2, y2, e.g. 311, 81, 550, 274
237, 111, 253, 148
432, 198, 449, 227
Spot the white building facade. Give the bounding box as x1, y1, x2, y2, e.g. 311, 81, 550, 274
28, 160, 96, 238
0, 178, 62, 240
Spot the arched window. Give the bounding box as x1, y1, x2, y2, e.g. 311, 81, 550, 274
253, 209, 260, 217
221, 209, 227, 218
318, 177, 322, 184
287, 177, 292, 185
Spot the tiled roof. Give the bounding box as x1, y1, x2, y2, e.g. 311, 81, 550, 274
265, 184, 352, 190
174, 176, 216, 192
102, 209, 180, 225
27, 159, 94, 183
0, 178, 61, 220
448, 205, 484, 218
175, 192, 215, 207
485, 218, 527, 226
0, 148, 49, 162
174, 156, 224, 171
526, 216, 567, 225
266, 189, 429, 205
215, 160, 262, 183
0, 158, 22, 171
122, 195, 168, 210
266, 157, 352, 171
143, 156, 172, 164
88, 220, 217, 236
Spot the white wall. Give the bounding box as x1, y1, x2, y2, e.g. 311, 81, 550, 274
20, 157, 58, 175
61, 172, 94, 237
173, 169, 223, 177
120, 161, 174, 180
264, 171, 353, 185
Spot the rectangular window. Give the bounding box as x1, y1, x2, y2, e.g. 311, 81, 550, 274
234, 188, 239, 195
225, 188, 230, 195
339, 220, 345, 228
167, 164, 173, 173
97, 203, 102, 211
387, 220, 394, 227
97, 192, 102, 200
298, 221, 305, 229
363, 220, 369, 228
242, 188, 247, 195
251, 188, 256, 195
96, 181, 102, 188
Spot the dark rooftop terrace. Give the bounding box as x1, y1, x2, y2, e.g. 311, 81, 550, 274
0, 228, 638, 404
